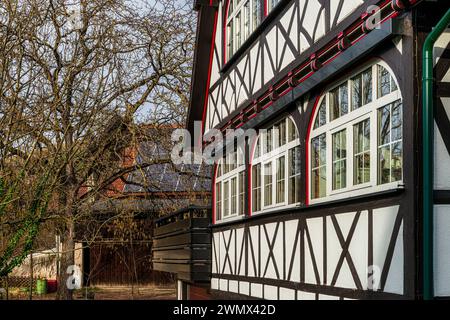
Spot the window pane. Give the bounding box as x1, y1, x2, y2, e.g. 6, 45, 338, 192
266, 128, 273, 153
264, 162, 273, 206
216, 182, 221, 220
311, 166, 327, 199
235, 12, 241, 49
314, 99, 327, 129
362, 68, 373, 105
223, 155, 228, 174
252, 0, 262, 31
392, 102, 402, 141
320, 134, 327, 165
288, 118, 298, 142
312, 134, 326, 169
330, 83, 348, 120
224, 181, 230, 217
352, 73, 362, 110
231, 177, 237, 214
280, 120, 286, 146
378, 101, 403, 185
254, 136, 261, 158
276, 156, 285, 204
229, 143, 237, 171
311, 134, 326, 199
275, 120, 286, 148
392, 141, 403, 182
244, 1, 251, 40
227, 21, 234, 58
312, 134, 327, 168
391, 75, 398, 92
289, 177, 300, 204
319, 166, 327, 197
312, 169, 319, 199
252, 164, 261, 212
378, 145, 391, 184
354, 119, 370, 185
340, 83, 349, 116
333, 130, 346, 160
378, 65, 391, 97
330, 87, 340, 121
239, 171, 245, 215
378, 106, 391, 146
289, 147, 301, 177
312, 137, 320, 168
288, 147, 301, 204
354, 119, 370, 154
333, 130, 347, 190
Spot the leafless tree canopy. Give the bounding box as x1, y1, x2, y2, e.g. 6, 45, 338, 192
0, 0, 196, 299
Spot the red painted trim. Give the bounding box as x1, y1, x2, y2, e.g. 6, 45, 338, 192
305, 95, 324, 206
201, 11, 219, 146
264, 0, 268, 17
261, 101, 273, 111
298, 70, 314, 83
212, 163, 218, 224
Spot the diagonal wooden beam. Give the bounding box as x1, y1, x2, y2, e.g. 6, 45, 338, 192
221, 230, 234, 274
262, 222, 281, 280
330, 212, 363, 290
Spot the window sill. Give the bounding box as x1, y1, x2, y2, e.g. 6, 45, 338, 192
216, 214, 245, 225
253, 202, 301, 216
309, 181, 405, 205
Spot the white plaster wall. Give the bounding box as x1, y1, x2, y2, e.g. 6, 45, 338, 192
434, 205, 450, 297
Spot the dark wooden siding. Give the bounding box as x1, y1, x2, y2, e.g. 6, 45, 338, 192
152, 206, 212, 283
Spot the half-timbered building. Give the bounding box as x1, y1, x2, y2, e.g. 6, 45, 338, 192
181, 0, 450, 300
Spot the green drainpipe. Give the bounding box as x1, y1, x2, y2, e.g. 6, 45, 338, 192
423, 8, 450, 301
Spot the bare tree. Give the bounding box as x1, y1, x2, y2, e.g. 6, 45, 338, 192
0, 0, 195, 299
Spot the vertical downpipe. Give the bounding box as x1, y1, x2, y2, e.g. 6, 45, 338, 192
422, 8, 450, 301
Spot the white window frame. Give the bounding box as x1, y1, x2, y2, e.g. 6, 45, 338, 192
215, 144, 246, 222
251, 117, 301, 215
309, 61, 403, 205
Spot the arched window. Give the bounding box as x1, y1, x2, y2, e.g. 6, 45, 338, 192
308, 61, 403, 203
226, 0, 281, 59
251, 116, 301, 214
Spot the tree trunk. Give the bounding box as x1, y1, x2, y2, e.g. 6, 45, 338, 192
56, 219, 75, 300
